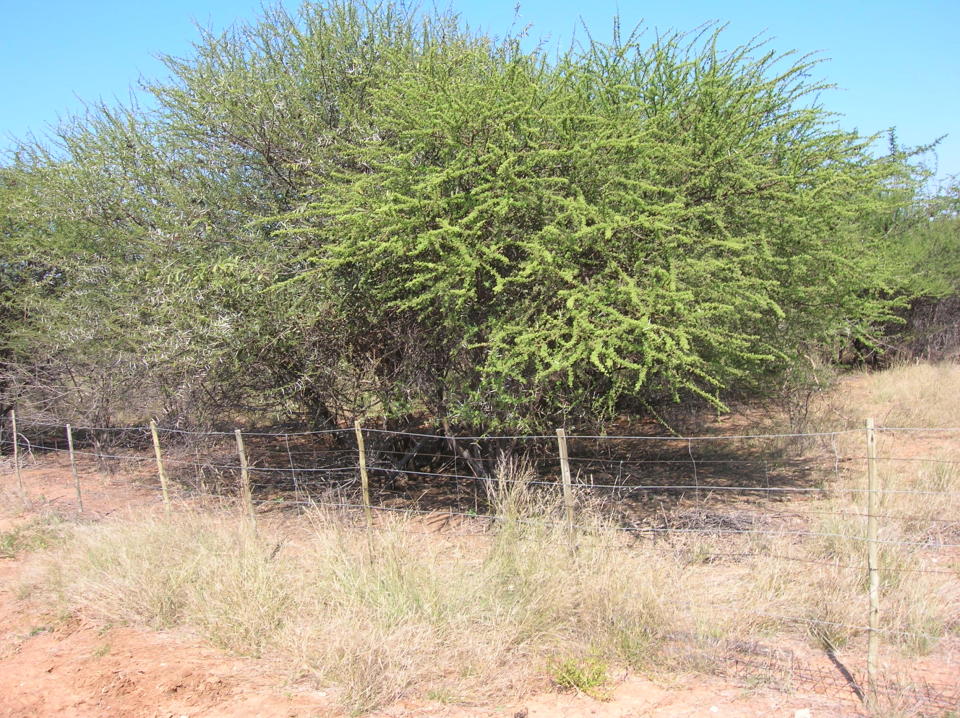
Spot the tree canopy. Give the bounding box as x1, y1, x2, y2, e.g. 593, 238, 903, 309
0, 2, 946, 432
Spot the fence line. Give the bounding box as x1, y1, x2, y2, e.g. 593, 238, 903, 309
11, 417, 874, 441
6, 410, 960, 707
17, 442, 957, 547
242, 497, 960, 575
13, 442, 960, 497
751, 613, 942, 640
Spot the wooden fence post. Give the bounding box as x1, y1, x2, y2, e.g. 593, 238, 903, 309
10, 409, 22, 492
66, 424, 83, 514
150, 420, 171, 514
866, 417, 880, 696
556, 428, 575, 543
234, 429, 255, 525
355, 420, 372, 528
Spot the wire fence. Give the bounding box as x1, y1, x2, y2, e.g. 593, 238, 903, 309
4, 415, 960, 538
3, 411, 960, 713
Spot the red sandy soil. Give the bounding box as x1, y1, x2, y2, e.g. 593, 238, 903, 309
0, 456, 920, 718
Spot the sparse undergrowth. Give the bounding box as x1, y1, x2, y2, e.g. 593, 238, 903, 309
12, 362, 960, 715
29, 508, 959, 712
34, 504, 675, 713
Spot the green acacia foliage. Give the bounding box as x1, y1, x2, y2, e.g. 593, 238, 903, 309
277, 18, 912, 429
875, 181, 960, 361
0, 2, 928, 431
0, 3, 438, 428
892, 182, 960, 297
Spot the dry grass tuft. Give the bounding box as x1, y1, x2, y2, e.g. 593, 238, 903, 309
0, 485, 39, 519
867, 362, 960, 428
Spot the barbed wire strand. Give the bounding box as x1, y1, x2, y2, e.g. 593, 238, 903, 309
18, 442, 960, 499
15, 415, 960, 440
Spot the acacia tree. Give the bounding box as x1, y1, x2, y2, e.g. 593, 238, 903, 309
0, 2, 926, 433
275, 18, 914, 430
0, 2, 444, 427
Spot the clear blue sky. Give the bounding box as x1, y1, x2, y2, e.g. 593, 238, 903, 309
2, 0, 958, 185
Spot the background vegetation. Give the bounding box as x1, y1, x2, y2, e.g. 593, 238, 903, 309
1, 1, 956, 435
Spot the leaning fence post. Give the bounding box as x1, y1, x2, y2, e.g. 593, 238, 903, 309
866, 417, 880, 696
354, 420, 372, 529
234, 429, 255, 525
10, 409, 22, 492
66, 424, 83, 514
149, 420, 171, 514
556, 428, 575, 543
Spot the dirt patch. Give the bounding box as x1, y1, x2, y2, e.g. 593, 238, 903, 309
0, 621, 332, 717
0, 462, 331, 717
